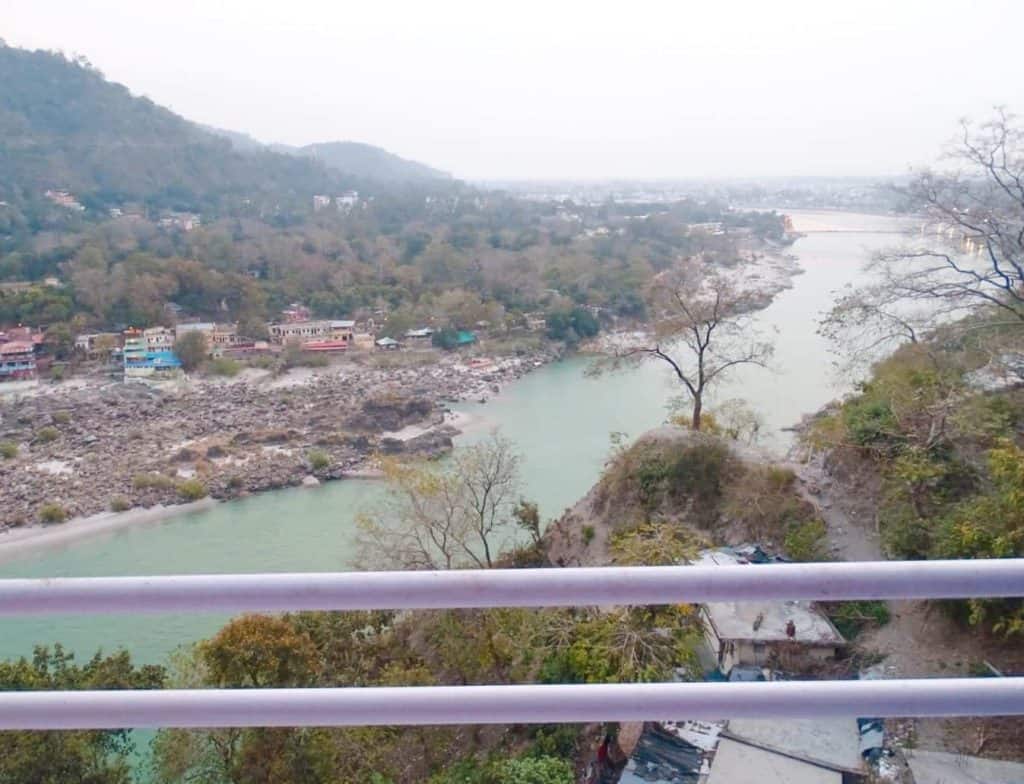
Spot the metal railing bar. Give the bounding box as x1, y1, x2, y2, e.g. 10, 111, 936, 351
0, 560, 1021, 616
1, 678, 1022, 730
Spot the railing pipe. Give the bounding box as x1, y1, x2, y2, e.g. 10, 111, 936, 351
1, 678, 1022, 730
0, 560, 1021, 616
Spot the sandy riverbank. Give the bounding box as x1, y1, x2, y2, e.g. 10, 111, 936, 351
0, 499, 217, 563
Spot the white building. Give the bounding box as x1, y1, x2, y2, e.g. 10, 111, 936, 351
696, 549, 845, 672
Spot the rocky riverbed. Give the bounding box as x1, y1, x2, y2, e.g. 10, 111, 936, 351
0, 349, 557, 527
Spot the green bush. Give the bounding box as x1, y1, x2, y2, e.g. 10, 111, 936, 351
35, 426, 59, 443
828, 600, 891, 640
51, 411, 71, 425
133, 473, 175, 490
784, 518, 828, 561
495, 756, 574, 784
0, 441, 17, 459
581, 525, 595, 545
109, 496, 131, 512
430, 755, 573, 784
843, 397, 899, 447
50, 364, 65, 381
177, 479, 208, 501
307, 449, 331, 471
38, 502, 68, 524
208, 357, 241, 377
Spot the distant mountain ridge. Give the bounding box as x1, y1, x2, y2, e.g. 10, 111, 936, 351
0, 43, 449, 216
294, 141, 450, 182
203, 127, 450, 183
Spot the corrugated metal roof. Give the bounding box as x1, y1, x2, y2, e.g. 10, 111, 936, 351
619, 724, 703, 784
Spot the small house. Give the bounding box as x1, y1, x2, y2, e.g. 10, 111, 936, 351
375, 337, 400, 350
696, 549, 844, 672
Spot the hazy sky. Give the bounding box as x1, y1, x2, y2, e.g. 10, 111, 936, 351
4, 0, 1023, 180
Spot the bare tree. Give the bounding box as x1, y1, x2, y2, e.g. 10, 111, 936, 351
823, 110, 1024, 366
605, 261, 773, 430
355, 432, 522, 570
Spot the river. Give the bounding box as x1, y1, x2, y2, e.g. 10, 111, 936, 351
0, 209, 912, 668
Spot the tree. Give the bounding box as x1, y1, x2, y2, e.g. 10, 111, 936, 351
199, 614, 318, 688
822, 110, 1024, 367
356, 433, 523, 570
0, 645, 164, 784
604, 260, 772, 430
174, 329, 208, 371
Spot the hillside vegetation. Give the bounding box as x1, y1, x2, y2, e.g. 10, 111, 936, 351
0, 45, 350, 217
296, 141, 449, 182
545, 427, 827, 567
808, 315, 1024, 635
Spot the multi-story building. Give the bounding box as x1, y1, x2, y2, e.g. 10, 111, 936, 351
123, 329, 183, 379
0, 341, 37, 381
268, 320, 355, 347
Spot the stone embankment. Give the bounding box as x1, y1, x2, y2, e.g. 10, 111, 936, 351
0, 350, 556, 526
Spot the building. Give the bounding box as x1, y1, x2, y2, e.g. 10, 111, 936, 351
336, 190, 359, 211
282, 303, 312, 323
375, 337, 400, 350
904, 750, 1024, 784
404, 327, 434, 341
696, 549, 845, 672
707, 738, 841, 784
144, 327, 175, 350
353, 332, 376, 350
456, 330, 477, 346
0, 341, 37, 381
123, 329, 183, 379
313, 195, 332, 211
73, 332, 121, 359
158, 212, 201, 231
268, 320, 354, 345
44, 189, 85, 211
212, 323, 238, 347
717, 719, 863, 779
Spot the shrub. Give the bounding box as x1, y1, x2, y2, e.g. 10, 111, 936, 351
843, 397, 900, 448
208, 357, 241, 377
227, 475, 245, 489
307, 449, 331, 471
174, 331, 209, 372
581, 525, 595, 545
109, 496, 131, 513
38, 502, 68, 524
52, 411, 71, 425
828, 600, 891, 640
177, 479, 208, 501
50, 364, 65, 381
0, 441, 17, 459
35, 426, 59, 443
783, 518, 828, 561
133, 473, 175, 490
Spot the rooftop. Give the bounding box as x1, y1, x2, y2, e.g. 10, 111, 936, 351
696, 548, 845, 646
701, 600, 845, 645
905, 749, 1024, 784
723, 718, 862, 773
706, 737, 841, 784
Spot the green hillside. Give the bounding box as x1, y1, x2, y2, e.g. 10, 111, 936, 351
0, 44, 346, 214
296, 141, 449, 182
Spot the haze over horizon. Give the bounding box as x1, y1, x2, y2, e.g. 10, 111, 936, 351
5, 0, 1024, 180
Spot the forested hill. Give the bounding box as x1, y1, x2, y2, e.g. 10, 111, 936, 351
0, 45, 361, 214
293, 141, 450, 182
204, 129, 450, 183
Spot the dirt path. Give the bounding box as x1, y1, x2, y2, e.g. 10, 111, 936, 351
794, 456, 1024, 760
